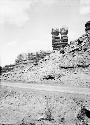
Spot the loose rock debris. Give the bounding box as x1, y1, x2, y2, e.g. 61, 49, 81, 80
0, 21, 90, 125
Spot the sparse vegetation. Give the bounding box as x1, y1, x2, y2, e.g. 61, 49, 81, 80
1, 36, 90, 87
0, 86, 90, 125
0, 22, 90, 124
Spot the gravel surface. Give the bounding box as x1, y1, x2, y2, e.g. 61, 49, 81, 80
0, 85, 90, 125
1, 82, 90, 95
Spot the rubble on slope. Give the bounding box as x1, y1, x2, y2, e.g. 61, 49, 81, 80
1, 21, 90, 88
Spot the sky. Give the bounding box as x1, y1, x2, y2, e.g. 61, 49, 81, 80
0, 0, 90, 66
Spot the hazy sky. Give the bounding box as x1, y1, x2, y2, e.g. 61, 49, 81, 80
0, 0, 90, 66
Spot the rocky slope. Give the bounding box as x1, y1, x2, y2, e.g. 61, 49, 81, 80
0, 31, 90, 125
1, 33, 90, 88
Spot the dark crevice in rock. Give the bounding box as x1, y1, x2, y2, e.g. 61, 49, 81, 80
60, 64, 90, 69
77, 64, 90, 68
60, 66, 74, 69
84, 108, 90, 118
77, 106, 90, 122
43, 75, 55, 80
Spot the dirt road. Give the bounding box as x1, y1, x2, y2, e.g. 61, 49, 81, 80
1, 81, 90, 95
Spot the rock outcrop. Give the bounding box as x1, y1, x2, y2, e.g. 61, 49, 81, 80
51, 27, 68, 50
1, 21, 90, 88
0, 21, 90, 125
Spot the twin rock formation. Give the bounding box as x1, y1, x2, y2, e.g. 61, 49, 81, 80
51, 21, 90, 51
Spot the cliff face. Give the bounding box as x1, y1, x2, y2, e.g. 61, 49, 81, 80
1, 33, 90, 88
